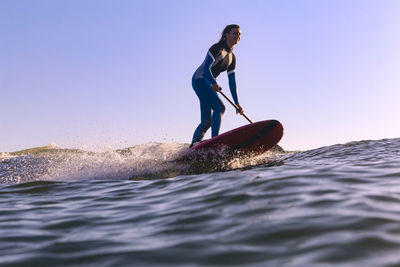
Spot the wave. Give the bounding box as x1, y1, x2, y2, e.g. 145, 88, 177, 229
284, 138, 400, 166
0, 142, 285, 184
2, 138, 399, 185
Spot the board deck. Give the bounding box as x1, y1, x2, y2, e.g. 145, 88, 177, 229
190, 119, 284, 156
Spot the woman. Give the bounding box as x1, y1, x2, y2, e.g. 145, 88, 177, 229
190, 24, 244, 148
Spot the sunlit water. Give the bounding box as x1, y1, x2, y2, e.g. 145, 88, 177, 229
1, 138, 400, 266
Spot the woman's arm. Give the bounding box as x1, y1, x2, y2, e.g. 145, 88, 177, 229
203, 51, 217, 85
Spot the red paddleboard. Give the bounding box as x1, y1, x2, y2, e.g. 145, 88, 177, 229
191, 120, 284, 156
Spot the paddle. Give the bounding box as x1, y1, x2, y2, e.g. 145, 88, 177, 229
219, 91, 253, 124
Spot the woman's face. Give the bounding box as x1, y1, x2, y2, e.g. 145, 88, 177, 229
226, 27, 241, 46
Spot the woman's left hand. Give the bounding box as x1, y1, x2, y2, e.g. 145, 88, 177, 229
236, 104, 244, 115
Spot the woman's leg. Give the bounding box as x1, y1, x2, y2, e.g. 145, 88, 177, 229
191, 98, 211, 144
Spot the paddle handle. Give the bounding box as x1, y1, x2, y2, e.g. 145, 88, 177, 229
219, 91, 253, 124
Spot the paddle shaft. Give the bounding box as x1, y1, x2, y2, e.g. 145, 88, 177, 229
219, 91, 253, 124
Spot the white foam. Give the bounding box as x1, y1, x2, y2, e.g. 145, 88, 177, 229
1, 142, 286, 184
40, 142, 188, 182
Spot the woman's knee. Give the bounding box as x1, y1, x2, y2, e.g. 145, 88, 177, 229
200, 118, 211, 133
214, 101, 225, 114
221, 102, 226, 114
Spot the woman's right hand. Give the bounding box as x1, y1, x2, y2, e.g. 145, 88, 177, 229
212, 83, 222, 92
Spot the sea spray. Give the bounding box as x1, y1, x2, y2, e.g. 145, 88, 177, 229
0, 142, 285, 184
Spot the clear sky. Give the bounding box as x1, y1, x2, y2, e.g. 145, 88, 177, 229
1, 0, 400, 152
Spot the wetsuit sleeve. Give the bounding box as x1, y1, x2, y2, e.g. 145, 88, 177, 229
227, 54, 239, 104
228, 72, 239, 105
202, 51, 217, 85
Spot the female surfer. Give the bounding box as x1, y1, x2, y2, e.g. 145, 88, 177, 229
190, 24, 244, 148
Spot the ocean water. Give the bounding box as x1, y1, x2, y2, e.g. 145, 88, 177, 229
1, 138, 400, 266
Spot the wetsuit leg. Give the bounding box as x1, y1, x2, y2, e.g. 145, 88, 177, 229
191, 98, 211, 144
191, 77, 225, 144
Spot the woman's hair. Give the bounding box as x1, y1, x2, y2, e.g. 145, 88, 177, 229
218, 24, 240, 43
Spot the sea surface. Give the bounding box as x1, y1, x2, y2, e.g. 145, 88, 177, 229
1, 138, 400, 266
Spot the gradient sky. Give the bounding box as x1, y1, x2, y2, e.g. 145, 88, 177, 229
1, 0, 400, 152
